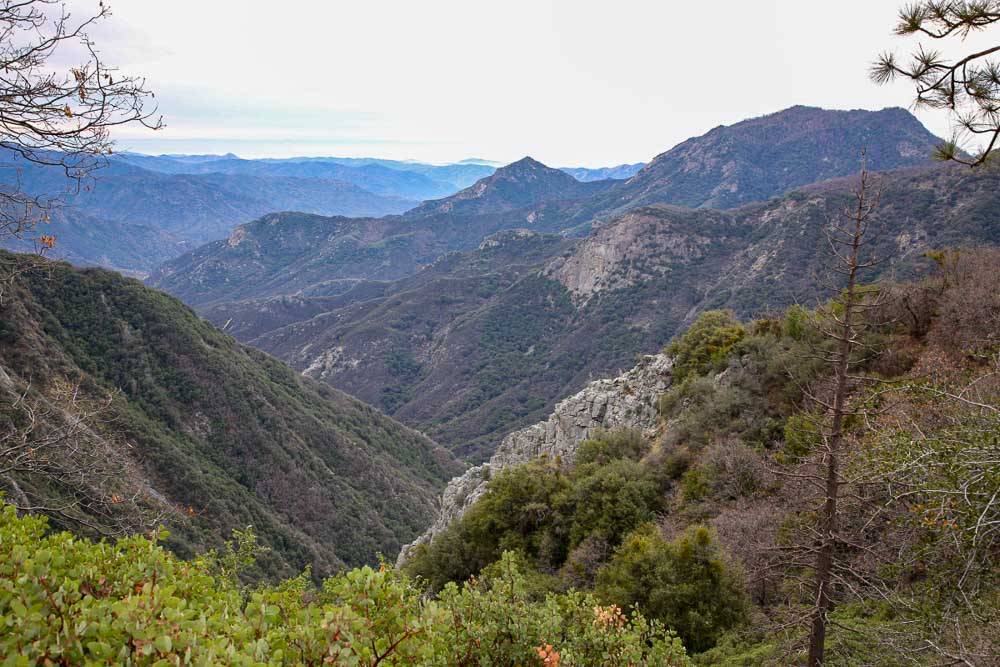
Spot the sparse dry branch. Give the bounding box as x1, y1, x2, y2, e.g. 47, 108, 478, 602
0, 378, 166, 535
0, 0, 161, 241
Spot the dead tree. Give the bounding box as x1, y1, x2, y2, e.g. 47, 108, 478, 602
1, 378, 165, 535
805, 159, 884, 667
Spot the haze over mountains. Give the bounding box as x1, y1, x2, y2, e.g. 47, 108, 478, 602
4, 97, 1000, 664
0, 149, 651, 276
140, 105, 1000, 459
6, 0, 1000, 654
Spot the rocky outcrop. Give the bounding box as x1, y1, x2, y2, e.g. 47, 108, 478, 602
545, 207, 721, 301
396, 353, 673, 566
478, 228, 540, 250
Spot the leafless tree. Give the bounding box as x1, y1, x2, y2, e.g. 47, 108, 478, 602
1, 377, 166, 535
779, 243, 1000, 665
851, 251, 1000, 665
872, 1, 1000, 166
0, 0, 161, 241
797, 159, 885, 667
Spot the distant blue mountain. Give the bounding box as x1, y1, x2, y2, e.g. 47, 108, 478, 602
3, 147, 676, 276
113, 154, 495, 199
560, 163, 645, 181
0, 150, 416, 273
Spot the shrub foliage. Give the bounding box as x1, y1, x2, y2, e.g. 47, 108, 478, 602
0, 505, 690, 665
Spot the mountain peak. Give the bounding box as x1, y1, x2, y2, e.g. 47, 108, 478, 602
407, 156, 593, 216
615, 105, 943, 209
483, 156, 576, 184
502, 155, 547, 169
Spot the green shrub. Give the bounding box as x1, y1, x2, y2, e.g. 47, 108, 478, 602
0, 506, 691, 665
575, 428, 649, 465
681, 466, 711, 503
559, 458, 660, 550
782, 304, 810, 341
781, 412, 823, 463
596, 524, 748, 654
665, 311, 746, 383
404, 459, 572, 589
658, 447, 694, 482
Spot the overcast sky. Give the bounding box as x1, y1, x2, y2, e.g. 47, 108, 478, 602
79, 0, 994, 166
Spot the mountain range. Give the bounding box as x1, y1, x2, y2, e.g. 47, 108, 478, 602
560, 162, 645, 182
145, 105, 1000, 460
148, 157, 622, 305
112, 153, 494, 199
3, 101, 999, 584
185, 163, 999, 459
6, 87, 997, 663
0, 149, 649, 276
0, 155, 418, 274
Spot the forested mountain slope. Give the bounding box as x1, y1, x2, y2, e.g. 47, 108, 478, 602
148, 158, 616, 306
151, 106, 942, 308
199, 163, 1000, 459
401, 251, 999, 661
0, 253, 461, 578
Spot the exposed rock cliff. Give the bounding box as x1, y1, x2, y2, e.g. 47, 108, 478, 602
545, 206, 730, 302
397, 353, 673, 566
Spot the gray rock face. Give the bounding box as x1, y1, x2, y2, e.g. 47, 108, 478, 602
396, 353, 673, 566
545, 207, 722, 302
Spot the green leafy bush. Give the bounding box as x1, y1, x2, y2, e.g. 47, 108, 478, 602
680, 466, 711, 503
665, 311, 745, 383
406, 426, 670, 592
0, 505, 691, 665
575, 428, 649, 465
596, 524, 748, 654
781, 412, 823, 463
404, 458, 572, 590
559, 458, 660, 551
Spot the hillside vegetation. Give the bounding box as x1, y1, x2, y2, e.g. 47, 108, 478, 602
403, 249, 1000, 663
0, 253, 461, 579
201, 162, 1000, 460
0, 506, 691, 665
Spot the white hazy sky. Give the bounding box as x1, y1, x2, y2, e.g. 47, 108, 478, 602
77, 0, 993, 166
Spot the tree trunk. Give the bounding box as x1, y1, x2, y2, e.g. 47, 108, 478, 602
807, 172, 867, 667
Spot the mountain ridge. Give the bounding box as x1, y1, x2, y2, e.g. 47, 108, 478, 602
405, 156, 615, 217
202, 161, 1000, 459
607, 105, 940, 210
152, 105, 946, 306
0, 253, 462, 576
0, 156, 416, 274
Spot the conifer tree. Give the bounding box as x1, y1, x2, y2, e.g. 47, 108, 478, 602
873, 1, 1000, 165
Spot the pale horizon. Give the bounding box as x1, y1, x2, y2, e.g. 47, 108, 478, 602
79, 0, 996, 166
115, 104, 938, 169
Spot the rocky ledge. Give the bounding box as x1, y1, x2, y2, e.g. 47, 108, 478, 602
396, 353, 673, 566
